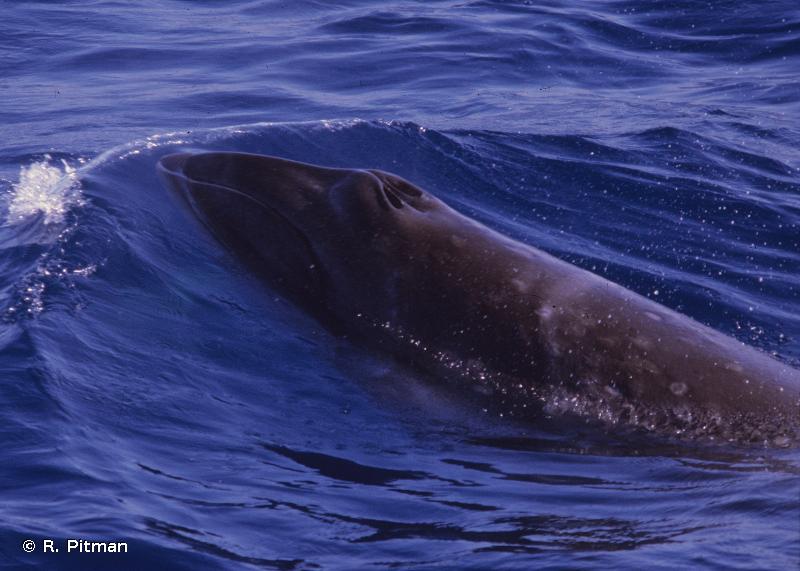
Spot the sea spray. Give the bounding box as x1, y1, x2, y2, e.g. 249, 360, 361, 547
6, 155, 82, 225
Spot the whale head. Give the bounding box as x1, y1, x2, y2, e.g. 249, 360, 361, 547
157, 152, 457, 322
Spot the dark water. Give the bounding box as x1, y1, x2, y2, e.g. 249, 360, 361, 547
1, 1, 799, 570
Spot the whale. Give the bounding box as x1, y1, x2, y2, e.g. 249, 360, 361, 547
157, 151, 800, 443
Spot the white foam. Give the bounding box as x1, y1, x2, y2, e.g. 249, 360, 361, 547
6, 155, 82, 225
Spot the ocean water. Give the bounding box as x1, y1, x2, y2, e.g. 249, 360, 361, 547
1, 1, 799, 570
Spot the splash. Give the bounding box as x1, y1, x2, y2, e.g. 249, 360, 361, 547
6, 155, 82, 225
4, 261, 97, 321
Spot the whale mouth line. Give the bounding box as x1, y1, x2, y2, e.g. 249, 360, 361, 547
158, 152, 303, 236
157, 152, 329, 308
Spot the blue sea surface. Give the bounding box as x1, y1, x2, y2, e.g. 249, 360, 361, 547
1, 1, 799, 570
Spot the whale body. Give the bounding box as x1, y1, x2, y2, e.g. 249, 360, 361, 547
157, 151, 800, 443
